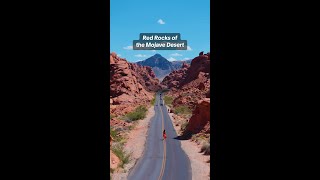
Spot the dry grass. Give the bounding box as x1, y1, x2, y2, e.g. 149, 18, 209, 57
174, 105, 192, 115
164, 96, 174, 105
124, 105, 148, 122
200, 142, 210, 155
111, 143, 130, 169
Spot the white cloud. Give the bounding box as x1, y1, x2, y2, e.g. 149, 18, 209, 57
157, 19, 165, 25
134, 54, 149, 58
123, 46, 133, 50
118, 54, 121, 57
184, 57, 190, 60
170, 53, 183, 56
127, 60, 140, 63
167, 57, 176, 61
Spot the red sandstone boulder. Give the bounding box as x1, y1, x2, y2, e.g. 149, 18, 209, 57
185, 98, 210, 134
198, 82, 205, 90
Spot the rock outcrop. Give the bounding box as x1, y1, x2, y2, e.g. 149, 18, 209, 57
110, 52, 160, 117
130, 64, 161, 92
161, 52, 211, 136
185, 98, 210, 134
179, 54, 210, 88
161, 52, 210, 110
161, 62, 190, 89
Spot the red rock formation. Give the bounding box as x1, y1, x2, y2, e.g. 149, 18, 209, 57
110, 52, 160, 117
179, 54, 210, 88
185, 98, 210, 134
161, 52, 210, 110
161, 63, 190, 89
130, 63, 161, 92
161, 53, 210, 89
161, 52, 211, 135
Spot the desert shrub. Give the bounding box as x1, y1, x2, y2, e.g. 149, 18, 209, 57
151, 96, 156, 105
164, 96, 173, 105
136, 105, 147, 113
110, 127, 117, 139
181, 121, 189, 131
126, 112, 143, 121
111, 144, 130, 168
110, 127, 122, 142
120, 115, 131, 122
174, 105, 192, 115
191, 134, 206, 144
125, 105, 148, 122
110, 114, 115, 119
200, 142, 210, 155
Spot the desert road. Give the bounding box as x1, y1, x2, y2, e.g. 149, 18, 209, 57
127, 91, 192, 180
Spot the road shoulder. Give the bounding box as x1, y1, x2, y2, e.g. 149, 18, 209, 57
111, 106, 155, 180
166, 105, 210, 180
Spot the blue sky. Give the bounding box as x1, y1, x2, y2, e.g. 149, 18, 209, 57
110, 0, 210, 62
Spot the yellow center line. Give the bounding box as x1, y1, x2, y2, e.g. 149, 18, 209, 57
158, 97, 167, 180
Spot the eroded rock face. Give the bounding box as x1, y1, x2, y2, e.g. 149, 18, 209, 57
179, 54, 210, 88
185, 98, 210, 134
161, 53, 210, 89
161, 52, 210, 110
110, 52, 160, 117
130, 63, 161, 92
161, 63, 190, 89
161, 52, 211, 135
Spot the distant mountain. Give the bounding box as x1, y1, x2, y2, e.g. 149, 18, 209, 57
136, 54, 191, 80
136, 54, 173, 71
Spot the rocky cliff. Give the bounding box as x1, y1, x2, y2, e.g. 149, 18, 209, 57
110, 52, 161, 117
161, 62, 190, 89
161, 52, 211, 135
161, 52, 210, 110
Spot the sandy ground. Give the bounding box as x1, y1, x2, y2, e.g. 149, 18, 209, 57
112, 106, 155, 180
110, 150, 120, 169
167, 106, 210, 180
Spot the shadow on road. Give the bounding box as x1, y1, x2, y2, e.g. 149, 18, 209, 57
173, 134, 192, 141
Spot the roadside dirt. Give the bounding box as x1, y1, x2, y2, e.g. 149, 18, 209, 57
111, 106, 155, 180
167, 105, 210, 180
110, 150, 120, 169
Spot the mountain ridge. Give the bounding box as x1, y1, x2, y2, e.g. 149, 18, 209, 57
135, 54, 191, 80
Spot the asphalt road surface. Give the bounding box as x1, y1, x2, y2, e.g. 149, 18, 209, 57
128, 92, 192, 180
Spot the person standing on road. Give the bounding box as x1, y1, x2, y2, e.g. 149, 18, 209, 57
163, 129, 167, 140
